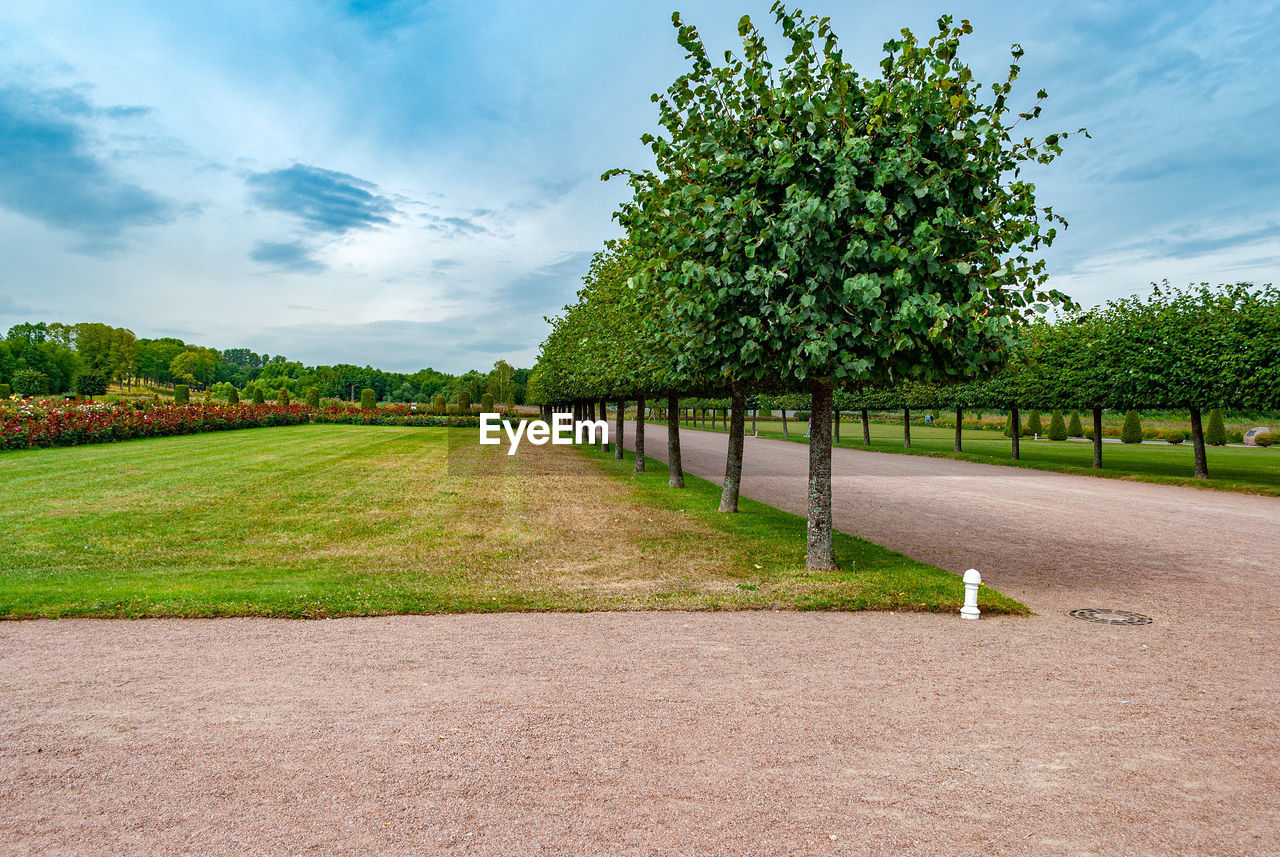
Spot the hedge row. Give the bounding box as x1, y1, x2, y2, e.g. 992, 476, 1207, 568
0, 401, 481, 451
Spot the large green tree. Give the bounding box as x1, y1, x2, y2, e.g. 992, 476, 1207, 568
614, 6, 1080, 567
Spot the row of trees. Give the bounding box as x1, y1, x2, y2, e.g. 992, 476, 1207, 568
0, 322, 532, 405
772, 283, 1278, 477
531, 7, 1082, 569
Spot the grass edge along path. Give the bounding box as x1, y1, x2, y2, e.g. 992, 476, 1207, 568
679, 419, 1280, 496
574, 442, 1027, 616
0, 424, 1026, 619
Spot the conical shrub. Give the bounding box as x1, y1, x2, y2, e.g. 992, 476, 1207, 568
1121, 410, 1143, 444
278, 387, 290, 406
174, 384, 189, 404
1048, 409, 1068, 441
1026, 409, 1043, 435
360, 388, 377, 410
1205, 408, 1226, 446
1067, 410, 1083, 437
480, 393, 494, 412
228, 387, 239, 405
305, 387, 320, 408
252, 387, 265, 404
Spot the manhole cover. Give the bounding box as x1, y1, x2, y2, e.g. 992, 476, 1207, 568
1068, 608, 1152, 626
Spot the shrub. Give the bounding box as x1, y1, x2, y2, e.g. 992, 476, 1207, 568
1165, 430, 1185, 444
1002, 412, 1026, 437
278, 387, 291, 406
446, 403, 461, 416
1256, 433, 1275, 448
251, 387, 265, 405
174, 384, 190, 404
457, 390, 471, 410
0, 383, 10, 399
11, 368, 48, 397
505, 393, 516, 412
305, 387, 320, 408
432, 395, 446, 413
1120, 410, 1143, 444
73, 373, 109, 399
1227, 429, 1244, 444
480, 393, 494, 412
793, 410, 811, 421
1048, 409, 1067, 441
1205, 408, 1226, 446
1067, 410, 1083, 437
228, 387, 240, 405
360, 388, 377, 410
1026, 409, 1043, 435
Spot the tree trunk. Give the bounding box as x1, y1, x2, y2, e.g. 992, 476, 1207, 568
834, 408, 841, 444
701, 408, 706, 428
861, 409, 871, 445
752, 408, 757, 435
954, 405, 963, 452
1011, 404, 1021, 460
634, 396, 646, 472
667, 393, 684, 488
1190, 406, 1209, 479
781, 408, 789, 437
807, 378, 837, 570
1092, 406, 1103, 468
903, 407, 911, 448
600, 400, 609, 451
711, 407, 717, 430
719, 385, 746, 512
615, 400, 625, 460
587, 401, 595, 422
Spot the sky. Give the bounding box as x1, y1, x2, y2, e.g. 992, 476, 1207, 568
1, 0, 1277, 373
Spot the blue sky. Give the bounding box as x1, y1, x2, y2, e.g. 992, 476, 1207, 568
1, 0, 1277, 372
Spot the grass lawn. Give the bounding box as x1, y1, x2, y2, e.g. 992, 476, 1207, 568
0, 424, 1024, 618
683, 418, 1280, 495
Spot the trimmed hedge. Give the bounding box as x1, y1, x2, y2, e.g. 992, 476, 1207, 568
174, 385, 190, 404
1121, 410, 1143, 444
1026, 409, 1043, 435
1, 400, 485, 452
1048, 409, 1067, 441
360, 388, 377, 410
1205, 408, 1226, 446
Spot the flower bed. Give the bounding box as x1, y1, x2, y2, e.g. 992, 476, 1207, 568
0, 400, 482, 451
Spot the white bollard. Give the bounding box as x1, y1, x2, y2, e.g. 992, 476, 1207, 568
961, 568, 981, 620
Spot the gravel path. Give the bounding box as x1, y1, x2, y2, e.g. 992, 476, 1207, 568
2, 429, 1278, 856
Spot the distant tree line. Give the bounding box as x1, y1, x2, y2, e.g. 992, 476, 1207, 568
0, 322, 531, 405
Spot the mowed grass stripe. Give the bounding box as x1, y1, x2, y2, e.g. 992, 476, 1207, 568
0, 424, 1024, 618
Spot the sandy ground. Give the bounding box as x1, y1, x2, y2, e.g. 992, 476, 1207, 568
2, 428, 1278, 856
